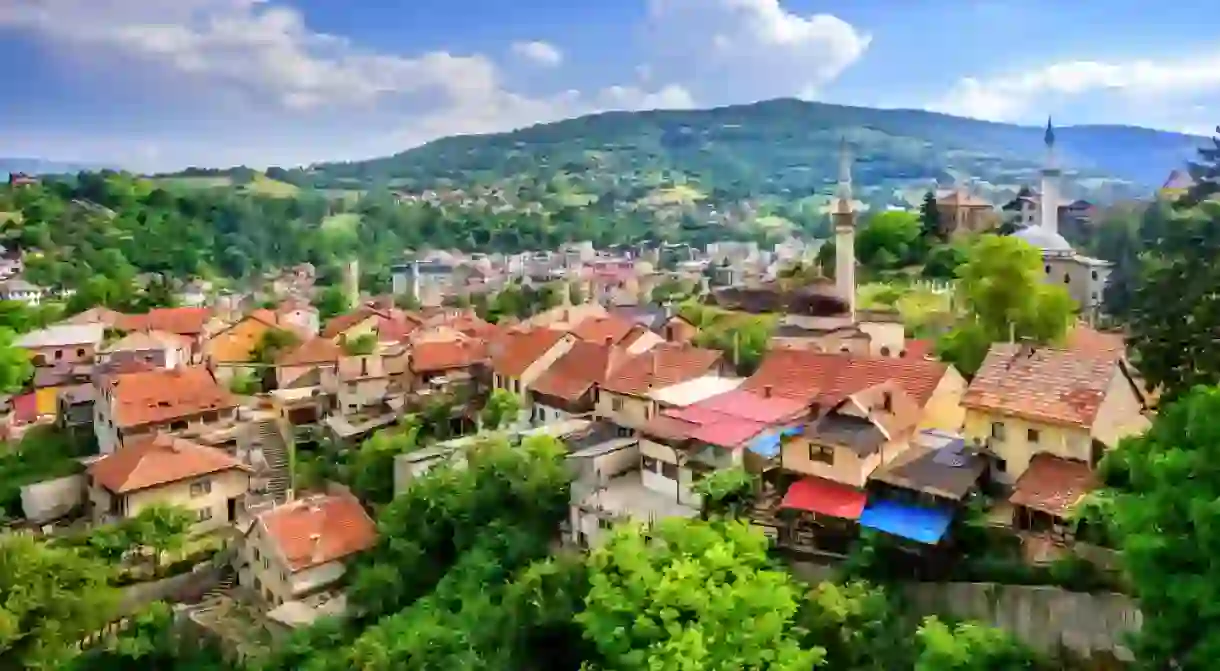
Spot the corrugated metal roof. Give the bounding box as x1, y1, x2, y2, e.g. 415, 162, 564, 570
780, 477, 865, 519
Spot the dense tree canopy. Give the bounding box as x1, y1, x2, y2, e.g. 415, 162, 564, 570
936, 235, 1075, 376
1126, 201, 1220, 402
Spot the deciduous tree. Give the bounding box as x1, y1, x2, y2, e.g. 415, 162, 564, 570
578, 518, 824, 671
480, 388, 521, 431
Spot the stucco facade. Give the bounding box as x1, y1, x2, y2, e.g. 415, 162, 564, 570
89, 468, 250, 534
240, 523, 350, 606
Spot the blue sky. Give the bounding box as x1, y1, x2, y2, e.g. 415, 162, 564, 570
2, 0, 1218, 171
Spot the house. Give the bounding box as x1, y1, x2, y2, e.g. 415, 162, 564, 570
97, 330, 191, 370
489, 327, 573, 415
86, 434, 251, 532
526, 303, 609, 330
570, 315, 661, 353
566, 431, 695, 548
57, 383, 96, 428
0, 278, 45, 305
608, 306, 699, 344
94, 366, 240, 454
321, 305, 419, 343
961, 344, 1150, 486
638, 388, 809, 507
740, 349, 968, 433
239, 493, 376, 607
0, 246, 23, 280
529, 339, 630, 425
58, 306, 124, 328
204, 309, 283, 382
935, 189, 998, 238
408, 338, 488, 400
115, 307, 216, 359
274, 301, 319, 337
275, 338, 342, 390
646, 375, 745, 411
595, 343, 727, 430
335, 353, 390, 415
16, 323, 105, 368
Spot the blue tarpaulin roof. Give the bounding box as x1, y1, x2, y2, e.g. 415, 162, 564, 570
859, 499, 955, 545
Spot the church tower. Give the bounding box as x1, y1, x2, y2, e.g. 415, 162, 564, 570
1039, 117, 1061, 235
831, 137, 857, 321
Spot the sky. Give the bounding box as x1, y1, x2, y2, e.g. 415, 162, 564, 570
1, 0, 1218, 172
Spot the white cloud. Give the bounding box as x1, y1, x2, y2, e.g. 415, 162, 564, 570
0, 0, 860, 168
510, 40, 563, 67
930, 52, 1220, 131
643, 0, 870, 103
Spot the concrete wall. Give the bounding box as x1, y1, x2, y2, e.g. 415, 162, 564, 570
21, 473, 85, 524
788, 562, 1141, 662
118, 563, 224, 614
900, 581, 1140, 662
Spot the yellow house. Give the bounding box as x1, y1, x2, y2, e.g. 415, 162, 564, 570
205, 309, 282, 383
596, 344, 726, 431
86, 433, 251, 533
780, 383, 920, 489
239, 493, 376, 607
961, 343, 1151, 484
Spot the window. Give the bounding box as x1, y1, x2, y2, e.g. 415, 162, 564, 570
54, 350, 63, 360
598, 517, 613, 530
254, 548, 260, 562
1044, 264, 1051, 274
263, 557, 270, 570
1091, 270, 1099, 280
1063, 273, 1071, 284
661, 461, 679, 480
1027, 428, 1040, 444
76, 348, 85, 357
611, 396, 624, 412
170, 420, 188, 431
190, 479, 212, 497
809, 444, 834, 465
879, 346, 891, 357
995, 457, 1007, 473
990, 422, 1006, 440
641, 456, 659, 473
196, 507, 213, 522
281, 571, 287, 583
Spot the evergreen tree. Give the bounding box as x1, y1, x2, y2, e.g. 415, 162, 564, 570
1181, 125, 1220, 207
918, 190, 942, 242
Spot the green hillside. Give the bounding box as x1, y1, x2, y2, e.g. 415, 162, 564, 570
294, 99, 1206, 207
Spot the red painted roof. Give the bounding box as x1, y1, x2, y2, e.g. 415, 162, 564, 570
647, 389, 808, 449
780, 477, 866, 519
683, 389, 808, 423
689, 417, 769, 448
11, 393, 38, 424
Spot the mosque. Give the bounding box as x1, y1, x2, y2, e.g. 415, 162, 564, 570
1004, 119, 1111, 323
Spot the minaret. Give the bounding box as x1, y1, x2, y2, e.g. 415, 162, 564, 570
1039, 117, 1061, 235
831, 137, 857, 321
343, 259, 360, 309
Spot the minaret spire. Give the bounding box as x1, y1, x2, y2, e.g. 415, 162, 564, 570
831, 137, 857, 322
1040, 115, 1061, 235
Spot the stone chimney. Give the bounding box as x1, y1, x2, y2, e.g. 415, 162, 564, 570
763, 384, 773, 399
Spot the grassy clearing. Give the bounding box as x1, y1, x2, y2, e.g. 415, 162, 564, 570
319, 188, 366, 203
153, 176, 233, 190
321, 212, 362, 232
645, 184, 706, 206
241, 175, 300, 198
858, 280, 955, 335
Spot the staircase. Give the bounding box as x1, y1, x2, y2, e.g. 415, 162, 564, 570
201, 567, 236, 602
251, 417, 292, 504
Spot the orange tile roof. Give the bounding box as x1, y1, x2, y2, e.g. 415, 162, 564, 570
256, 494, 376, 573
277, 337, 343, 366
117, 307, 213, 336
321, 307, 381, 339
742, 349, 950, 409
106, 366, 238, 429
88, 434, 249, 494
570, 315, 639, 345
207, 313, 280, 364
410, 339, 487, 374
600, 343, 723, 397
963, 344, 1117, 428
490, 327, 568, 378
1008, 454, 1095, 518
531, 340, 627, 401
1065, 325, 1126, 361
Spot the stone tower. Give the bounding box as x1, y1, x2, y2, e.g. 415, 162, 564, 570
343, 258, 360, 309
1040, 116, 1060, 235
831, 137, 857, 321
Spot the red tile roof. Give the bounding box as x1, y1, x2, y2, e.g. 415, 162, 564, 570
780, 476, 866, 519
117, 307, 213, 336
570, 315, 639, 345
410, 339, 487, 374
88, 434, 249, 494
105, 366, 238, 428
651, 389, 807, 449
277, 338, 343, 366
256, 494, 376, 573
490, 327, 568, 378
321, 307, 382, 339
1065, 325, 1126, 361
742, 349, 950, 409
963, 344, 1117, 428
531, 340, 626, 401
1008, 454, 1095, 519
903, 339, 936, 360
600, 344, 723, 397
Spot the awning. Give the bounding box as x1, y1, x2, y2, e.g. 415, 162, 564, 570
859, 499, 954, 545
780, 477, 866, 520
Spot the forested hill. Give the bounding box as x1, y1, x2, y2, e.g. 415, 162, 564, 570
294, 99, 1203, 205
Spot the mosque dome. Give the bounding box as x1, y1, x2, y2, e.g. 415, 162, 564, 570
1010, 225, 1074, 254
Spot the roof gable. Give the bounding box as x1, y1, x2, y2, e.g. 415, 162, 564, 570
88, 434, 248, 494
255, 494, 376, 572
963, 344, 1118, 428
601, 344, 724, 397
743, 349, 950, 409
106, 366, 238, 428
